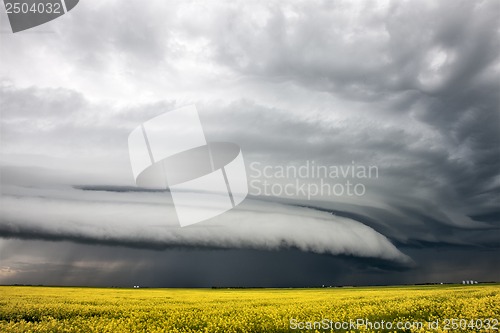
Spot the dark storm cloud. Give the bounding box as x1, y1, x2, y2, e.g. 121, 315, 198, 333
183, 0, 500, 225
187, 1, 499, 99
0, 239, 415, 288
1, 0, 499, 286
200, 100, 499, 242
1, 83, 497, 251
1, 240, 497, 287
184, 0, 500, 222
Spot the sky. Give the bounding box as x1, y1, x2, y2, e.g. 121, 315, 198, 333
0, 0, 499, 287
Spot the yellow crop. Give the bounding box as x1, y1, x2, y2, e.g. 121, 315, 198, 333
0, 284, 498, 332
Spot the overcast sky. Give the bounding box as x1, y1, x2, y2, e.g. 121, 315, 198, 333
0, 0, 499, 287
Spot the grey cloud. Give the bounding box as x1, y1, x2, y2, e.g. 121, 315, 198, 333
0, 239, 497, 287
0, 177, 413, 265
200, 100, 498, 224
55, 1, 177, 71
1, 239, 410, 287
1, 83, 497, 251
1, 0, 498, 286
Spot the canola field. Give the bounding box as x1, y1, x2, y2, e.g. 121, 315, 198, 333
0, 284, 499, 332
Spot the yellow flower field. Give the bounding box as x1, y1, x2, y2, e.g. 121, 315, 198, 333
0, 284, 498, 332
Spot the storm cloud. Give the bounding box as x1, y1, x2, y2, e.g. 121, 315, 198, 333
0, 0, 498, 286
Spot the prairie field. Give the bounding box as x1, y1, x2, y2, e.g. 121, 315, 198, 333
0, 284, 498, 332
